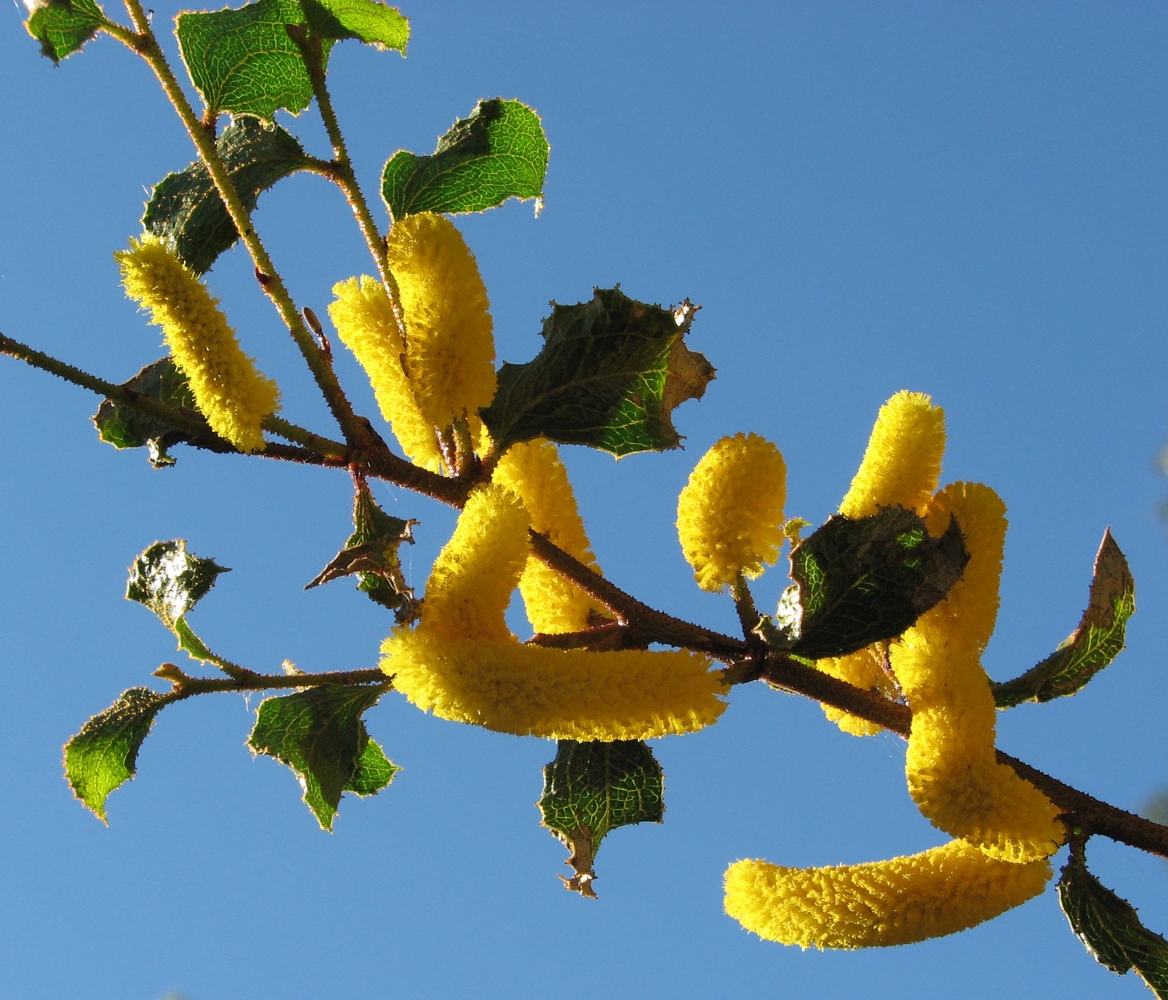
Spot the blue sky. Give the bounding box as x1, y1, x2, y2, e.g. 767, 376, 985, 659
2, 2, 1167, 998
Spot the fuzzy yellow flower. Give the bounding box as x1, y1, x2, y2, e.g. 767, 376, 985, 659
328, 275, 444, 472
724, 839, 1051, 949
892, 482, 1064, 863
115, 235, 279, 453
839, 391, 945, 518
386, 212, 496, 430
493, 439, 609, 634
382, 483, 728, 740
677, 432, 788, 592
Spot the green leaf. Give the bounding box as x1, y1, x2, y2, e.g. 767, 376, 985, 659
481, 289, 714, 458
992, 529, 1135, 707
177, 0, 319, 119
176, 0, 407, 120
25, 0, 107, 63
538, 740, 664, 898
784, 507, 969, 660
63, 687, 166, 822
143, 117, 315, 275
248, 684, 396, 830
173, 617, 216, 662
1058, 846, 1168, 997
305, 481, 418, 623
381, 98, 549, 220
93, 358, 197, 467
126, 540, 230, 629
303, 0, 408, 49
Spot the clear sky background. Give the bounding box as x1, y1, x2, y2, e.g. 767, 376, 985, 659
2, 2, 1167, 998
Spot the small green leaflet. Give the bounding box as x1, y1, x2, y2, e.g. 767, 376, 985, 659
93, 358, 197, 467
306, 480, 418, 623
143, 117, 315, 275
783, 507, 969, 660
248, 684, 397, 830
538, 740, 664, 898
482, 289, 714, 458
1058, 846, 1168, 997
63, 687, 166, 822
25, 0, 107, 63
992, 529, 1134, 707
177, 0, 407, 120
126, 539, 230, 629
382, 99, 549, 220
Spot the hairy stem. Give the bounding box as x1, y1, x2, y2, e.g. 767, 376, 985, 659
289, 26, 409, 341
157, 662, 388, 704
115, 0, 371, 451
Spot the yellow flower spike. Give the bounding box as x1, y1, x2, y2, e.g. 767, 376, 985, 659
382, 482, 728, 739
386, 212, 496, 430
493, 439, 610, 634
327, 275, 444, 472
816, 644, 897, 737
418, 483, 530, 643
115, 236, 279, 453
724, 839, 1052, 949
385, 631, 726, 740
839, 391, 945, 518
892, 482, 1064, 863
677, 432, 788, 592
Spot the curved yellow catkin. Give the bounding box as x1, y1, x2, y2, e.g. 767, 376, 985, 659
327, 276, 444, 472
677, 433, 788, 592
386, 631, 726, 740
417, 483, 530, 643
816, 645, 897, 737
493, 439, 609, 634
839, 391, 945, 518
724, 839, 1051, 949
115, 236, 279, 453
892, 482, 1064, 862
386, 212, 496, 429
382, 483, 728, 739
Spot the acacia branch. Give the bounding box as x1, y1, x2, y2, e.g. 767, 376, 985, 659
157, 661, 388, 704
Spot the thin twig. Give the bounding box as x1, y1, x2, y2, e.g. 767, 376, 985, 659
157, 662, 389, 704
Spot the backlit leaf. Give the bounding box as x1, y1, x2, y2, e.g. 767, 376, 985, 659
143, 116, 314, 275
248, 684, 396, 830
93, 358, 197, 467
482, 288, 713, 458
538, 740, 664, 898
25, 0, 107, 63
381, 98, 548, 219
1059, 847, 1168, 997
304, 0, 408, 49
993, 529, 1135, 707
125, 539, 230, 629
784, 507, 969, 660
63, 687, 166, 821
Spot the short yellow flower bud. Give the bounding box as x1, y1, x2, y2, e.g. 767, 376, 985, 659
840, 391, 945, 518
677, 432, 787, 592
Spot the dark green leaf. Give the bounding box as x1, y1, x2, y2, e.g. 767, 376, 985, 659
303, 0, 408, 49
93, 358, 197, 467
538, 739, 664, 898
305, 481, 418, 623
248, 684, 395, 830
381, 98, 549, 220
63, 687, 166, 821
785, 507, 969, 660
993, 529, 1135, 707
143, 117, 314, 275
25, 0, 107, 63
481, 289, 714, 458
126, 540, 230, 629
1059, 847, 1168, 997
177, 0, 319, 119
